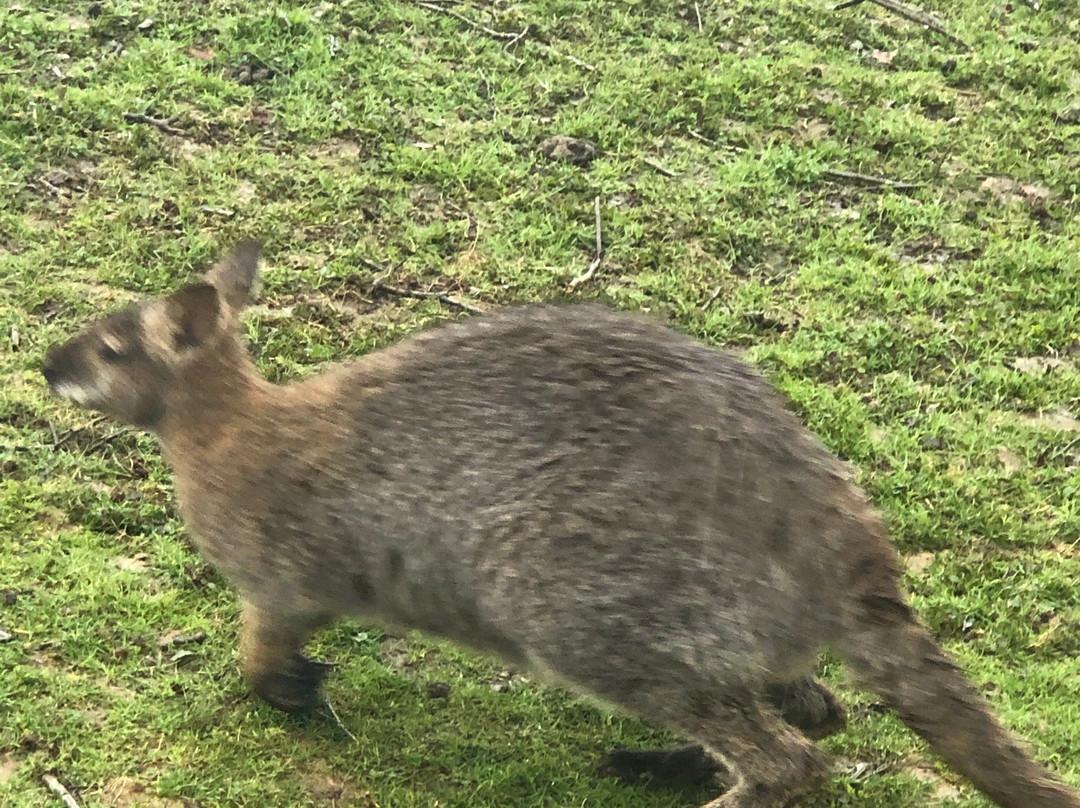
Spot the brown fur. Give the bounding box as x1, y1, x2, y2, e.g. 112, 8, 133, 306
42, 242, 1078, 808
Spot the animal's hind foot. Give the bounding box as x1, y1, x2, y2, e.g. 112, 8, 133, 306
597, 744, 722, 788
764, 676, 846, 739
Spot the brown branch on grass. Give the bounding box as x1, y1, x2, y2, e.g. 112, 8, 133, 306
410, 0, 525, 41
320, 697, 358, 744
702, 286, 724, 310
643, 157, 677, 178
545, 47, 597, 72
568, 196, 603, 291
822, 168, 920, 190
43, 775, 83, 808
408, 0, 595, 71
122, 112, 185, 136
835, 0, 971, 51
371, 278, 482, 314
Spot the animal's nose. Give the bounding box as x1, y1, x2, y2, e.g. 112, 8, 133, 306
41, 350, 62, 387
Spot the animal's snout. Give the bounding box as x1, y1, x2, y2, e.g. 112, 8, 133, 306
41, 345, 73, 390
41, 353, 60, 387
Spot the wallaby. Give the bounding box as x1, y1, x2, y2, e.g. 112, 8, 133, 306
42, 241, 1078, 808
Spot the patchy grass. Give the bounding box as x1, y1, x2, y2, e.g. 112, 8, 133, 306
2, 0, 1080, 806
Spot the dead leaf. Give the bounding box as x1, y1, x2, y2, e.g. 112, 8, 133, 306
157, 630, 207, 649
871, 49, 896, 65
250, 105, 274, 126
1008, 356, 1075, 375
997, 448, 1024, 473
186, 45, 216, 60
1022, 409, 1080, 431
1053, 542, 1080, 558
980, 176, 1056, 205
113, 554, 150, 573
905, 552, 935, 576
906, 762, 963, 801
233, 180, 257, 205
60, 14, 90, 30
0, 754, 18, 783
793, 118, 831, 145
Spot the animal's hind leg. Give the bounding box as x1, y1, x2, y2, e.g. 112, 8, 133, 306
674, 685, 829, 808
594, 671, 830, 807
599, 676, 843, 789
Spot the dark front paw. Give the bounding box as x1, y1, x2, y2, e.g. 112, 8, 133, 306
251, 654, 333, 714
598, 744, 721, 788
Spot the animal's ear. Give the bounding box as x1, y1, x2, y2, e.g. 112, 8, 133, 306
164, 283, 222, 350
205, 240, 261, 311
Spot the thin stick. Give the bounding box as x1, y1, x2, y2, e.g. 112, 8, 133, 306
568, 196, 603, 291
694, 0, 703, 33
411, 0, 522, 40
822, 168, 920, 190
643, 157, 677, 178
43, 775, 83, 808
686, 128, 745, 153
372, 280, 482, 314
122, 112, 185, 136
408, 0, 594, 71
702, 286, 724, 309
544, 47, 596, 72
503, 24, 530, 53
835, 0, 971, 50
320, 697, 358, 744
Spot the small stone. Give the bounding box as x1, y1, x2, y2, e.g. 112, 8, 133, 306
538, 135, 597, 167
427, 681, 451, 699
941, 58, 957, 76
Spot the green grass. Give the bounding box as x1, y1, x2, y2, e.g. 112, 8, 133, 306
2, 0, 1079, 806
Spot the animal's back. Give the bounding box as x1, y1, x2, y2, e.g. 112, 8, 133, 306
307, 304, 884, 679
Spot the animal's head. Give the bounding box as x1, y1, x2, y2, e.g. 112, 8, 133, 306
41, 240, 261, 429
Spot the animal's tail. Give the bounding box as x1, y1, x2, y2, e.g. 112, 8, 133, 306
839, 583, 1079, 808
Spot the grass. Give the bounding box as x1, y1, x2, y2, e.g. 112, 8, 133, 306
1, 0, 1079, 806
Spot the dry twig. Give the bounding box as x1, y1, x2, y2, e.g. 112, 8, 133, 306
547, 48, 597, 72
43, 775, 83, 808
643, 157, 677, 178
822, 168, 920, 190
702, 286, 724, 310
411, 0, 523, 40
568, 196, 603, 291
694, 1, 703, 33
320, 697, 358, 744
686, 129, 745, 154
835, 0, 971, 50
407, 0, 595, 71
122, 112, 185, 136
372, 279, 482, 314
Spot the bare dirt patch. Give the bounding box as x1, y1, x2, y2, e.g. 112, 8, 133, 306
98, 776, 189, 808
